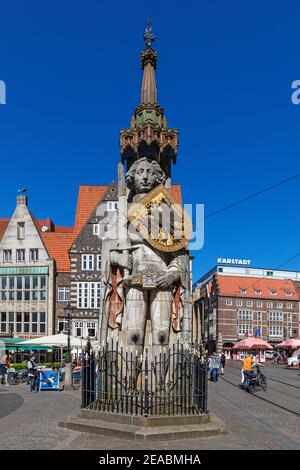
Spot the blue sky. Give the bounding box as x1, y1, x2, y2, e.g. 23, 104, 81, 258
1, 0, 300, 281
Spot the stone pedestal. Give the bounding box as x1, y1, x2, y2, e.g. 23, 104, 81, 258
64, 363, 73, 390
59, 409, 228, 442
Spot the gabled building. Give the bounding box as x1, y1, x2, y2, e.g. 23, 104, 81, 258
0, 193, 55, 338
66, 183, 118, 340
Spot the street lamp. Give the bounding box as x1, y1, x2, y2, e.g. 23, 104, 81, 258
64, 303, 73, 364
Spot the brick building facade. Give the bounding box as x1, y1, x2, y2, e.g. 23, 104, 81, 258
193, 266, 300, 352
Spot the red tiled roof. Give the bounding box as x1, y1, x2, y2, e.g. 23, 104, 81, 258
42, 232, 74, 272
54, 226, 73, 233
73, 185, 108, 237
170, 185, 182, 205
0, 218, 9, 241
216, 275, 300, 301
37, 219, 54, 231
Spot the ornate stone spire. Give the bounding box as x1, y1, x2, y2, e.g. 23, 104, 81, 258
141, 19, 158, 104
120, 20, 179, 181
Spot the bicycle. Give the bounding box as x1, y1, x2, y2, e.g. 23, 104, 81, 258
246, 365, 267, 393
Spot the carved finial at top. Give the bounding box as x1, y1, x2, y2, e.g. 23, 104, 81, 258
143, 18, 155, 47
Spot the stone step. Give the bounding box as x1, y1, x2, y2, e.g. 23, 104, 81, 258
59, 413, 228, 442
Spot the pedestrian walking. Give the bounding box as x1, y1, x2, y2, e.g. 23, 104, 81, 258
220, 352, 226, 375
210, 353, 221, 382
0, 354, 9, 386
27, 354, 39, 393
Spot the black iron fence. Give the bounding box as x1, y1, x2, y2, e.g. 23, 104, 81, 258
82, 341, 208, 416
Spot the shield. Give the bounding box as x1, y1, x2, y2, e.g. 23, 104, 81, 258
127, 184, 192, 252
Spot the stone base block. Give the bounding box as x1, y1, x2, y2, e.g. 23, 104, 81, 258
59, 410, 228, 442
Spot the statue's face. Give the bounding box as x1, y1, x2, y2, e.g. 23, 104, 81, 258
133, 161, 158, 194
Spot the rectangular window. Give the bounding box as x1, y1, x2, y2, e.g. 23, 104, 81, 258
39, 312, 46, 334
246, 301, 253, 307
236, 299, 243, 307
276, 303, 283, 309
40, 276, 46, 289
107, 201, 118, 211
225, 299, 232, 306
24, 276, 30, 290
97, 255, 102, 271
287, 313, 292, 322
267, 302, 273, 308
238, 324, 253, 336
58, 319, 68, 333
9, 277, 14, 289
32, 291, 38, 301
3, 250, 12, 263
287, 303, 293, 309
256, 301, 263, 308
93, 224, 100, 235
40, 312, 46, 323
16, 249, 25, 262
58, 286, 70, 301
269, 312, 283, 322
29, 249, 39, 261
24, 312, 30, 323
82, 254, 94, 271
77, 282, 101, 309
257, 311, 262, 321
24, 291, 30, 301
17, 276, 22, 290
238, 310, 253, 320
17, 222, 25, 239
269, 326, 283, 337
1, 312, 7, 333
40, 290, 47, 301
32, 276, 38, 289
1, 277, 7, 289
16, 291, 22, 301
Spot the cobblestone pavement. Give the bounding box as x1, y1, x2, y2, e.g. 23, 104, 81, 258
0, 362, 299, 450
0, 384, 80, 450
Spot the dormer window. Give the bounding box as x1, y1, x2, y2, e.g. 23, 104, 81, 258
254, 289, 261, 295
240, 288, 247, 294
285, 291, 292, 297
270, 290, 277, 296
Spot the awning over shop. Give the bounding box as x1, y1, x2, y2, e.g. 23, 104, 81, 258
17, 333, 87, 348
276, 338, 300, 349
0, 337, 53, 351
0, 266, 49, 275
233, 337, 273, 350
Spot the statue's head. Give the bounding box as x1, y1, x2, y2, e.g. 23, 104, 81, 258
126, 157, 166, 195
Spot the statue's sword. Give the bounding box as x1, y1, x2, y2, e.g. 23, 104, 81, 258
116, 163, 135, 282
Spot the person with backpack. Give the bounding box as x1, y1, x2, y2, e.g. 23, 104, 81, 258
27, 354, 39, 393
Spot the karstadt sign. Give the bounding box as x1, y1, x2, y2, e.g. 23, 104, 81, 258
217, 258, 251, 266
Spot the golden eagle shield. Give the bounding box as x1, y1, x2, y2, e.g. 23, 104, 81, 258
127, 184, 192, 252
